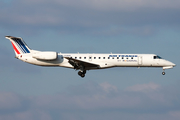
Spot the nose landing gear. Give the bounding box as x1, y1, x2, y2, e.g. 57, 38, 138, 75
162, 71, 165, 75
162, 69, 165, 75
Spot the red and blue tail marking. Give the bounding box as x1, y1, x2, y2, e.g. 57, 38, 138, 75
6, 36, 31, 55
11, 41, 21, 54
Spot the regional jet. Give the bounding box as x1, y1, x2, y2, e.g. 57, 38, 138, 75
6, 36, 176, 78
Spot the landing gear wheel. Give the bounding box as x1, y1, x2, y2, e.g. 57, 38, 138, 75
83, 71, 86, 74
78, 71, 86, 78
162, 72, 165, 75
81, 74, 85, 78
78, 71, 82, 76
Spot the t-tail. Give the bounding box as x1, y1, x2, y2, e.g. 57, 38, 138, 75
5, 36, 31, 57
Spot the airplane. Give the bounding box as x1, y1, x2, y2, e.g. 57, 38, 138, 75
5, 36, 176, 78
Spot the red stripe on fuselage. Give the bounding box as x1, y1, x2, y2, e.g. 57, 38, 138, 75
11, 42, 20, 54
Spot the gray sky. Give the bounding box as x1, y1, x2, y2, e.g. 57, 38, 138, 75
0, 0, 180, 120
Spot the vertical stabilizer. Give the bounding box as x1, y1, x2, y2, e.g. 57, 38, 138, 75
5, 36, 31, 56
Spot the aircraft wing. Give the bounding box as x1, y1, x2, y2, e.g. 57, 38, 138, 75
64, 57, 100, 69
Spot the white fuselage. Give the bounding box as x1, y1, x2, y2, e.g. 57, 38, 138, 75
6, 36, 175, 77
17, 52, 175, 70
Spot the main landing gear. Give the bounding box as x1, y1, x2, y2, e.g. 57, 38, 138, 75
78, 70, 86, 78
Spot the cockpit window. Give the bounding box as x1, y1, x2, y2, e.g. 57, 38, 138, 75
154, 55, 162, 59
157, 56, 162, 59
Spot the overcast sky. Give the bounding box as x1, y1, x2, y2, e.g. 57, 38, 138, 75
0, 0, 180, 120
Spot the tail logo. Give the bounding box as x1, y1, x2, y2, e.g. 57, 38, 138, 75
12, 39, 30, 54
11, 42, 21, 54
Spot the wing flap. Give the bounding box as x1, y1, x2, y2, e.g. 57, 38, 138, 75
64, 57, 99, 69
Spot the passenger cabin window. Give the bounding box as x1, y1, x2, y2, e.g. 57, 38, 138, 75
131, 57, 133, 59
108, 57, 110, 59
94, 57, 96, 59
117, 57, 119, 59
79, 57, 81, 59
75, 57, 77, 59
122, 57, 124, 59
99, 57, 101, 59
103, 57, 105, 59
84, 57, 86, 59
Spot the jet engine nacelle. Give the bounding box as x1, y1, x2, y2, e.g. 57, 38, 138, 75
32, 51, 58, 60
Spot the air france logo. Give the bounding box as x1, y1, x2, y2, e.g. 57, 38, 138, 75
109, 55, 138, 57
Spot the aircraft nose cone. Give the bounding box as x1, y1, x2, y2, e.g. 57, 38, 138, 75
169, 61, 176, 67
172, 63, 176, 67
166, 60, 176, 67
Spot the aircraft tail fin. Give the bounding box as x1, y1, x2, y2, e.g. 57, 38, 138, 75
5, 36, 31, 56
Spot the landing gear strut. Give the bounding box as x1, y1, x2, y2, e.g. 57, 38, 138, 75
162, 69, 165, 75
78, 70, 86, 78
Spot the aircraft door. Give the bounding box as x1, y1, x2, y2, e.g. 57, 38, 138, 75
138, 56, 142, 65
